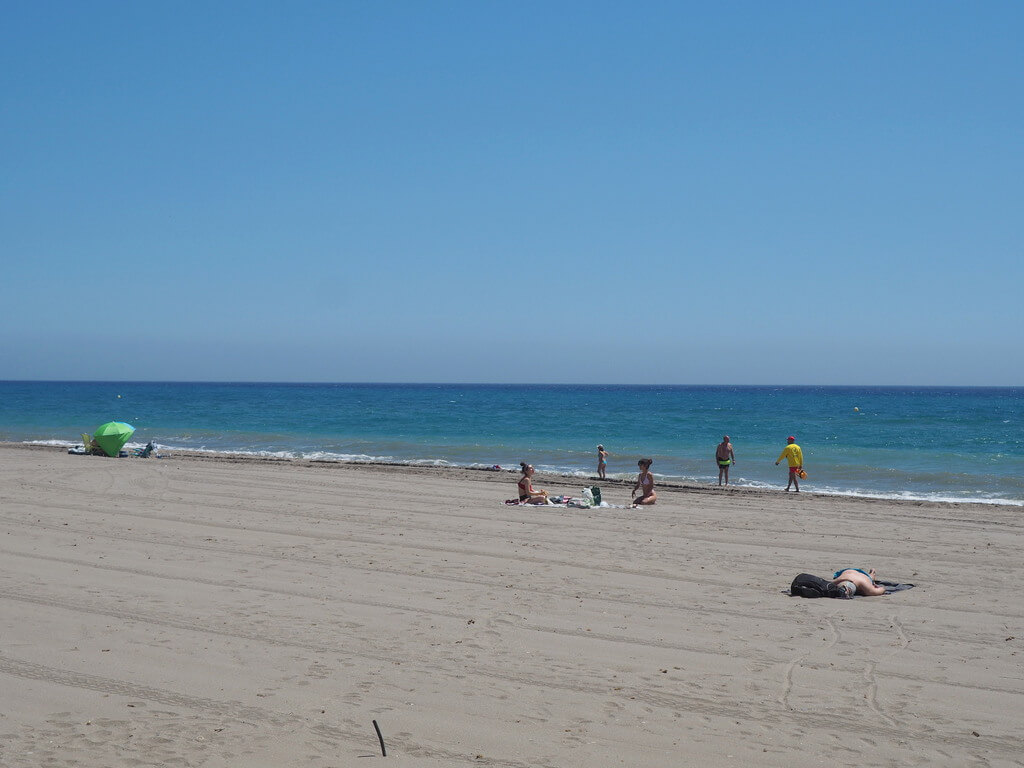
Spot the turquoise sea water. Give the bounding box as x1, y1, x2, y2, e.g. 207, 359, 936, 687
1, 382, 1021, 505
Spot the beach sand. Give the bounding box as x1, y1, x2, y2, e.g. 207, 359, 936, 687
1, 443, 1021, 767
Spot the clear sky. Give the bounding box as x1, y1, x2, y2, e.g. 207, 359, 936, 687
2, 1, 1021, 384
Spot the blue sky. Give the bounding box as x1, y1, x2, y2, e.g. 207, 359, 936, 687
2, 1, 1021, 384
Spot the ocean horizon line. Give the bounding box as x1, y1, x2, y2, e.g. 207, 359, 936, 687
2, 379, 1021, 390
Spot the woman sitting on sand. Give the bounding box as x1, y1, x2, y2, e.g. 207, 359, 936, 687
631, 458, 656, 506
831, 568, 887, 597
517, 463, 549, 504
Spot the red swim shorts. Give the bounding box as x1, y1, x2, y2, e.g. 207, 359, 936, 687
789, 466, 801, 475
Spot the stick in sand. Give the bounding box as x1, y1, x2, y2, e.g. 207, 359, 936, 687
372, 719, 386, 757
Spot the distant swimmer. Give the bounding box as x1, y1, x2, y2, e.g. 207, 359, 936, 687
715, 435, 735, 487
597, 444, 608, 480
631, 458, 656, 506
775, 436, 803, 492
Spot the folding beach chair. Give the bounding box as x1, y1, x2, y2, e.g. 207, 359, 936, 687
131, 441, 155, 458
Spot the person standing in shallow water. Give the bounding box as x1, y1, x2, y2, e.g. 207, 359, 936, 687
596, 445, 608, 480
775, 435, 803, 492
715, 436, 735, 486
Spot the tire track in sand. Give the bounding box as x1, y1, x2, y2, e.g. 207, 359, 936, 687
780, 615, 841, 711
863, 614, 912, 728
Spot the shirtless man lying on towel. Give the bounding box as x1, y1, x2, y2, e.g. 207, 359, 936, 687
831, 568, 887, 598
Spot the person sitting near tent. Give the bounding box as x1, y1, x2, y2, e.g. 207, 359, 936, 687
517, 463, 549, 504
831, 568, 887, 598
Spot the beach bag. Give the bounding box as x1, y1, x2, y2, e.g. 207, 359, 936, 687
790, 573, 842, 598
591, 486, 602, 505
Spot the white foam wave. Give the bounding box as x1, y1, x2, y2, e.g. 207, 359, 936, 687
173, 446, 393, 462
296, 450, 393, 462
809, 486, 1024, 507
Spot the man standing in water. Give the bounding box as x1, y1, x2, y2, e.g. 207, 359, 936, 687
775, 435, 803, 492
715, 436, 735, 486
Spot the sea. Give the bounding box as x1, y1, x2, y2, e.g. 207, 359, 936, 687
2, 382, 1022, 506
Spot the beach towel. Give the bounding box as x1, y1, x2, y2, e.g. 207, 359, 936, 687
875, 580, 915, 594
502, 500, 622, 508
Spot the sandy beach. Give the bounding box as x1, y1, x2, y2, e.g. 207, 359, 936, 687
1, 443, 1021, 767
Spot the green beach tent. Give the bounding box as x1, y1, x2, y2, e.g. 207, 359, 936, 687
92, 421, 135, 457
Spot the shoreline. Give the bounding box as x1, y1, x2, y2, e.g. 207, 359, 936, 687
5, 441, 1019, 511
6, 381, 1021, 508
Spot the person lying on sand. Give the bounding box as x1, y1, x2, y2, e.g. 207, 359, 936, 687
517, 463, 549, 504
631, 458, 656, 507
831, 568, 887, 597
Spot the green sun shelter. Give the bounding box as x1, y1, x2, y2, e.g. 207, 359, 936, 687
92, 421, 135, 457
